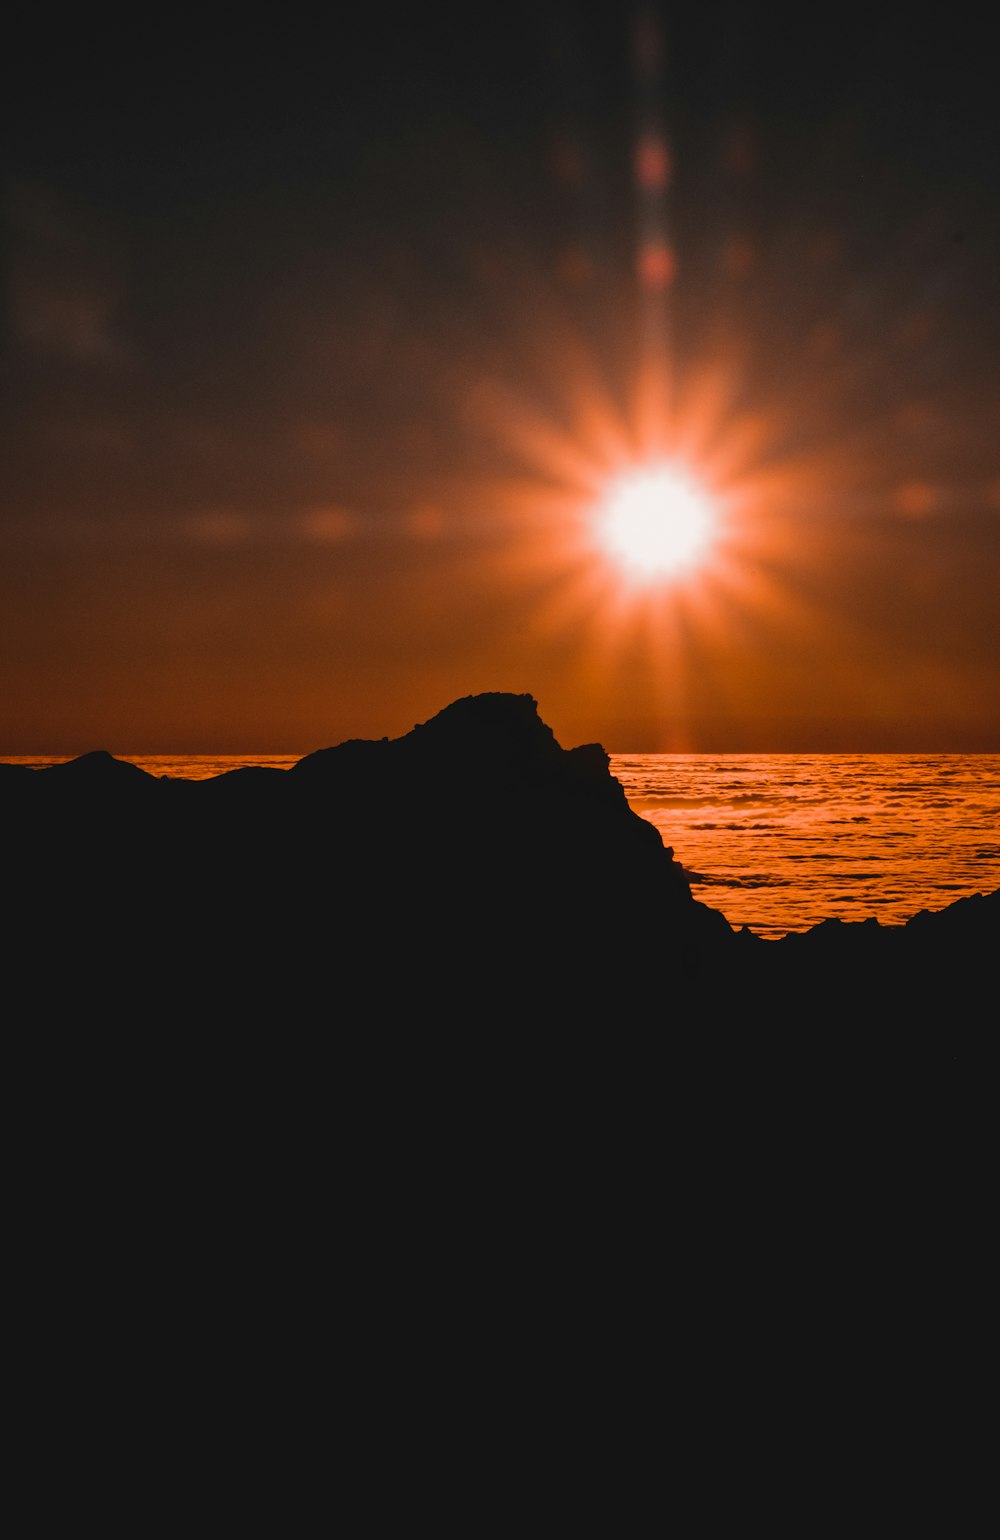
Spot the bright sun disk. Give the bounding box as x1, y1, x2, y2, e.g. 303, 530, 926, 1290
597, 464, 716, 579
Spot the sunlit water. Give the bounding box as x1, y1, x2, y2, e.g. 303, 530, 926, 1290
7, 752, 999, 939
613, 754, 1000, 938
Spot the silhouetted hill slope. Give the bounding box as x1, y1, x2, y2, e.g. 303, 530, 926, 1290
2, 691, 995, 1023
7, 696, 990, 1519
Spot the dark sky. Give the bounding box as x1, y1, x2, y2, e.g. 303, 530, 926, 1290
3, 2, 999, 751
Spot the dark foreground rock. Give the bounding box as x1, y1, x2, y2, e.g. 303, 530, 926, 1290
2, 690, 996, 1026
5, 694, 992, 1495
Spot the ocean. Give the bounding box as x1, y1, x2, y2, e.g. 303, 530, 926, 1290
7, 751, 999, 940
612, 753, 1000, 939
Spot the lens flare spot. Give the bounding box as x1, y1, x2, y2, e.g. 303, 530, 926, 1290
637, 241, 677, 290
635, 134, 672, 189
596, 465, 716, 579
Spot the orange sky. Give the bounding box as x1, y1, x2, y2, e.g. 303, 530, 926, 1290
3, 4, 998, 753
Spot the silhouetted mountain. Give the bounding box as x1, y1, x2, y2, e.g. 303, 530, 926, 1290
5, 691, 991, 1477
2, 691, 995, 1025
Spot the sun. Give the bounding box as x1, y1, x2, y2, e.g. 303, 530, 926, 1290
595, 464, 716, 579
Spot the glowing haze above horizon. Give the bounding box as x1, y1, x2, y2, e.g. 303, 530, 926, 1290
2, 3, 998, 755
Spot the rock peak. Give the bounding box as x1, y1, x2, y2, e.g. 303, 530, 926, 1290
405, 691, 560, 762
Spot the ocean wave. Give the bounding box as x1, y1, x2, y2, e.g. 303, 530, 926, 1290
629, 792, 776, 809
686, 820, 777, 831
630, 795, 726, 810
688, 872, 789, 889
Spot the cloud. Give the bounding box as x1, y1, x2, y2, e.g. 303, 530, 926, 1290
405, 503, 447, 540
7, 181, 131, 364
299, 506, 357, 543
185, 511, 256, 545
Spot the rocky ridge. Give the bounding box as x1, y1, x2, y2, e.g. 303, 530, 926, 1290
3, 691, 994, 1022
